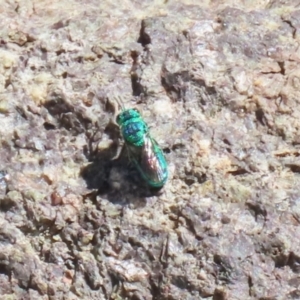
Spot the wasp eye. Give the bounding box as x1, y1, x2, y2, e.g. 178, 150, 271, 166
116, 113, 122, 124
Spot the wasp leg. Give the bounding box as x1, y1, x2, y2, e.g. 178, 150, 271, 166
106, 95, 125, 126
105, 98, 119, 127
111, 138, 125, 160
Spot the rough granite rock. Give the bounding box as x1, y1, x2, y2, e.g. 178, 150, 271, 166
1, 0, 300, 299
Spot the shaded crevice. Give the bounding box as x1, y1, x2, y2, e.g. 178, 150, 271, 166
131, 33, 145, 96
227, 168, 248, 176
260, 61, 285, 75
0, 259, 11, 278
272, 246, 289, 268
149, 270, 164, 300
0, 196, 16, 213
178, 210, 204, 240
4, 78, 11, 89
278, 61, 285, 75
213, 288, 227, 300
51, 19, 70, 30
213, 254, 235, 284
43, 122, 56, 130
255, 108, 267, 126
285, 163, 300, 173
44, 93, 91, 134
161, 67, 190, 102
274, 151, 300, 157
248, 275, 253, 296
100, 48, 125, 65
15, 105, 28, 120
170, 275, 189, 290
183, 168, 207, 186
256, 234, 289, 269
288, 252, 300, 273
282, 19, 297, 39
246, 200, 267, 223
137, 20, 151, 46
131, 72, 144, 97
55, 49, 66, 56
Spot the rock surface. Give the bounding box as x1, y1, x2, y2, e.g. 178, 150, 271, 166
1, 0, 300, 299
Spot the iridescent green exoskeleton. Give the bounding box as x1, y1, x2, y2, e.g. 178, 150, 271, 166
116, 108, 168, 188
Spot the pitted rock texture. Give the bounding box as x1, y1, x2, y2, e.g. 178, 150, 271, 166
1, 0, 300, 299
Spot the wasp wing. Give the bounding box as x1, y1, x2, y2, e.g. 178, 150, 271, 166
126, 134, 168, 187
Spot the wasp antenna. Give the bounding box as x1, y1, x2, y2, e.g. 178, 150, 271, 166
115, 96, 125, 111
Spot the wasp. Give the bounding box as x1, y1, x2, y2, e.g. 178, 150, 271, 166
116, 108, 168, 188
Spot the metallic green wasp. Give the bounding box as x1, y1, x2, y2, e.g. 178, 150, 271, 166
116, 108, 168, 188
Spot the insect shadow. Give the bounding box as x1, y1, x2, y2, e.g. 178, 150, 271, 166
80, 121, 164, 207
